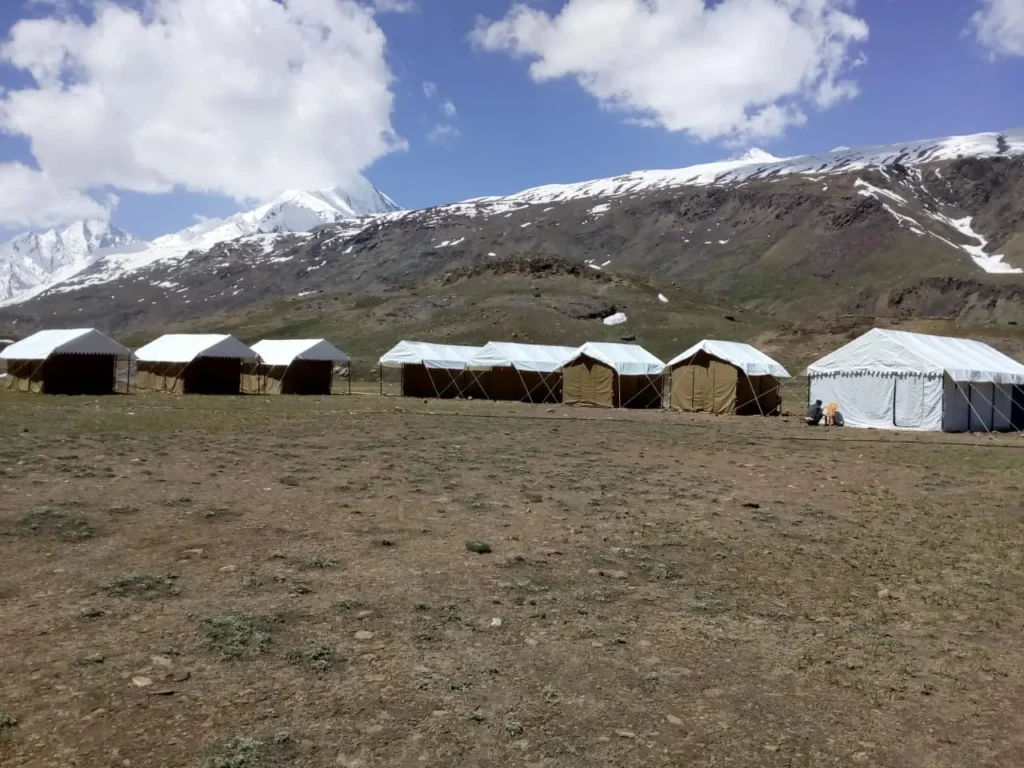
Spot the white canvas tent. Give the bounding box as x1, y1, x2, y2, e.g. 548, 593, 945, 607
247, 339, 350, 395
466, 342, 577, 403
807, 328, 1024, 432
667, 340, 790, 415
1, 328, 130, 394
378, 340, 483, 398
561, 342, 666, 408
135, 334, 258, 394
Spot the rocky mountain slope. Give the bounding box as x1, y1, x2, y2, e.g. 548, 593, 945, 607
1, 128, 1023, 337
0, 220, 136, 301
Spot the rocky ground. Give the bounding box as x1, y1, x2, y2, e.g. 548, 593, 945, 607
2, 394, 1024, 767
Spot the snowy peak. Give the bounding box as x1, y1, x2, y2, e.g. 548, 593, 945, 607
731, 148, 783, 164
0, 220, 136, 300
245, 181, 400, 235
0, 175, 400, 307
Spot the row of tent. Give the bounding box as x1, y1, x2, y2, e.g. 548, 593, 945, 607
377, 331, 1024, 432
379, 339, 788, 413
3, 327, 1024, 433
0, 331, 350, 396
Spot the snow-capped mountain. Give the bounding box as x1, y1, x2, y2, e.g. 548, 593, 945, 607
0, 177, 399, 307
2, 127, 1024, 334
0, 220, 137, 301
456, 128, 1024, 207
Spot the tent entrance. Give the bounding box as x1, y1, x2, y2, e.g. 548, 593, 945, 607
1013, 386, 1024, 430
184, 358, 243, 395
563, 356, 615, 408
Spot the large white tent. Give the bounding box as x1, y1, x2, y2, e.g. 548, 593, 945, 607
807, 328, 1024, 432
378, 340, 483, 398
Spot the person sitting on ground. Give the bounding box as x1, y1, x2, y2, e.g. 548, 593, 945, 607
806, 399, 824, 426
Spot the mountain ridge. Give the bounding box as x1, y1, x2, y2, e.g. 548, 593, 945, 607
1, 126, 1023, 338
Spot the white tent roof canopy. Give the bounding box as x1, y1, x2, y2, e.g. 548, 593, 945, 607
135, 334, 258, 363
0, 328, 129, 360
668, 339, 791, 378
565, 342, 666, 376
808, 328, 1024, 384
470, 341, 578, 373
252, 339, 350, 367
379, 340, 483, 370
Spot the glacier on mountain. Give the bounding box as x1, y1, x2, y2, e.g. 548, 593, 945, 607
0, 220, 136, 301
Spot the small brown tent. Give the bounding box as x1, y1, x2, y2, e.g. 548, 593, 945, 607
0, 329, 129, 395
243, 339, 350, 395
561, 342, 666, 409
667, 340, 790, 415
134, 334, 257, 395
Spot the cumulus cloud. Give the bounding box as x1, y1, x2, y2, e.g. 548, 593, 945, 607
441, 99, 458, 119
471, 0, 869, 143
422, 80, 439, 98
971, 0, 1024, 58
0, 0, 403, 228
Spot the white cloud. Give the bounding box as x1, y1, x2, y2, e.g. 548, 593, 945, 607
0, 0, 403, 228
471, 0, 869, 143
427, 123, 460, 145
423, 80, 439, 98
372, 0, 417, 12
441, 98, 458, 119
971, 0, 1024, 58
0, 163, 113, 228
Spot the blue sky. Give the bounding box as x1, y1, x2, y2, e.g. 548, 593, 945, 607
0, 0, 1022, 240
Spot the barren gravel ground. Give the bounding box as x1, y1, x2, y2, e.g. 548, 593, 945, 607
2, 393, 1024, 767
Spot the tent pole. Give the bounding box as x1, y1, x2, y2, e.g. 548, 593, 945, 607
126, 352, 131, 395
379, 363, 382, 396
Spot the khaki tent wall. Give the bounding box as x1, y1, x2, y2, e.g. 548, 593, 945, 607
137, 358, 243, 394
2, 354, 117, 395
563, 356, 662, 409
473, 367, 562, 403
401, 363, 466, 399
242, 360, 333, 395
670, 350, 781, 415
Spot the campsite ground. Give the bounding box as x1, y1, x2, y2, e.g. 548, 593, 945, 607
2, 393, 1024, 767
